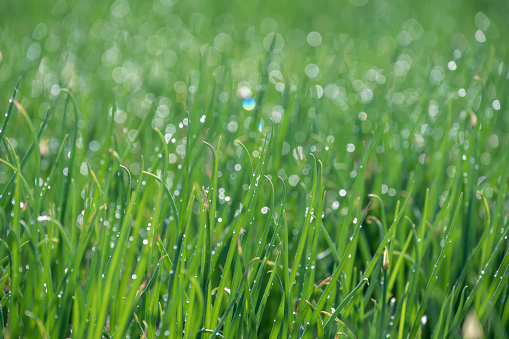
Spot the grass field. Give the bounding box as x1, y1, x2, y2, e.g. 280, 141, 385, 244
1, 0, 509, 337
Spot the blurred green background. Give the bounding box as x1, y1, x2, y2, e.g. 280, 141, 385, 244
2, 0, 508, 160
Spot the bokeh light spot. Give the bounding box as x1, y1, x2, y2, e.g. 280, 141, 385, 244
243, 98, 256, 111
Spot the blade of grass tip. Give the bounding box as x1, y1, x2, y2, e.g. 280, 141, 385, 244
322, 313, 356, 338
235, 140, 253, 182
320, 223, 340, 265
119, 105, 154, 164
159, 251, 199, 338
174, 200, 196, 336
70, 182, 77, 255
209, 129, 272, 329
228, 212, 260, 338
51, 193, 76, 332
113, 246, 160, 339
13, 99, 43, 181
288, 155, 320, 337
490, 309, 509, 339
432, 285, 455, 339
478, 244, 509, 323
447, 285, 469, 338
0, 206, 6, 236
277, 181, 292, 337
1, 134, 15, 161
251, 180, 286, 317
141, 170, 179, 226
268, 293, 286, 339
137, 258, 163, 301
256, 253, 280, 330
386, 197, 403, 300
346, 207, 369, 293
367, 194, 388, 235
502, 284, 509, 326
5, 137, 21, 339
194, 193, 210, 336
207, 208, 254, 330
70, 203, 106, 338
179, 113, 192, 232
469, 192, 491, 311
443, 286, 464, 338
39, 134, 68, 205
480, 278, 509, 332
0, 107, 49, 205
36, 216, 74, 257
57, 89, 79, 226
362, 182, 414, 281
25, 310, 48, 339
303, 202, 371, 337
0, 237, 11, 275
0, 78, 20, 142
362, 200, 411, 316
421, 154, 462, 261
157, 121, 193, 331
97, 114, 124, 208
176, 190, 197, 337
296, 162, 326, 334
91, 140, 114, 214
323, 278, 370, 331
462, 125, 479, 269
396, 220, 423, 338
202, 137, 221, 310
118, 165, 131, 206
485, 140, 509, 262
448, 219, 509, 332
100, 97, 115, 176
409, 194, 463, 338
204, 138, 221, 230
227, 285, 246, 337
90, 161, 145, 339
250, 176, 276, 305
116, 230, 180, 338
160, 189, 196, 335
273, 73, 305, 171
288, 153, 319, 301
388, 232, 413, 293
338, 139, 374, 256
0, 158, 36, 212
148, 128, 169, 259
397, 283, 410, 339
47, 268, 73, 336
418, 188, 430, 254
477, 191, 490, 265
209, 259, 257, 339
184, 273, 207, 339
305, 159, 324, 297
427, 95, 453, 218
301, 301, 324, 338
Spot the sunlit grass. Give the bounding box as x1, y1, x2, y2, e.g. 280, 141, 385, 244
1, 0, 509, 338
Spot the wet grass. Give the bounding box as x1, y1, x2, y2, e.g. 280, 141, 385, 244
1, 0, 509, 338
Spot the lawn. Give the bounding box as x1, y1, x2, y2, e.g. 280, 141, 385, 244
1, 0, 509, 338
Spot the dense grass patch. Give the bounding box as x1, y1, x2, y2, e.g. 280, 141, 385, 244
1, 0, 509, 337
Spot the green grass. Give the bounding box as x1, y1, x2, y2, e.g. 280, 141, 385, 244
1, 0, 509, 337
